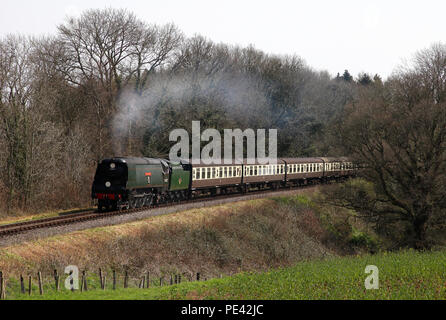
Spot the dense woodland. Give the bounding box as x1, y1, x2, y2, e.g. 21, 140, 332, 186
0, 9, 444, 248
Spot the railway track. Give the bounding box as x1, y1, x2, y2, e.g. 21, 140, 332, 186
0, 183, 320, 238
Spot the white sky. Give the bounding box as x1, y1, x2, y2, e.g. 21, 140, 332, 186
1, 0, 445, 79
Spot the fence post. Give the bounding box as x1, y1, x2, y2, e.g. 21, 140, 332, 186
146, 272, 150, 288
112, 270, 116, 290
20, 274, 25, 294
54, 269, 59, 291
196, 273, 200, 281
83, 271, 88, 291
99, 268, 103, 289
170, 275, 173, 285
28, 275, 32, 295
103, 276, 106, 290
124, 271, 128, 288
159, 277, 162, 286
38, 271, 43, 295
143, 275, 147, 289
0, 274, 5, 300
80, 272, 84, 292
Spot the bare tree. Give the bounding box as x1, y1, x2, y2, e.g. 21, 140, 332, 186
333, 44, 446, 249
51, 8, 183, 158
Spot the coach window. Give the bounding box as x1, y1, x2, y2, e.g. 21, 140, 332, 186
192, 168, 196, 180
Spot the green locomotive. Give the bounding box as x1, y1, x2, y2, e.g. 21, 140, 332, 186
91, 157, 191, 211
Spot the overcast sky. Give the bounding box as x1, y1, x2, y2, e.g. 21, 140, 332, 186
1, 0, 445, 79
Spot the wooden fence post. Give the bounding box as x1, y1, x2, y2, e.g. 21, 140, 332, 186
174, 274, 177, 284
80, 272, 85, 292
143, 275, 147, 289
28, 275, 32, 295
54, 269, 59, 291
124, 271, 128, 288
0, 274, 5, 300
196, 273, 200, 281
159, 277, 162, 286
146, 272, 150, 288
102, 276, 106, 290
83, 271, 88, 291
99, 268, 103, 289
112, 270, 116, 290
38, 271, 43, 295
20, 274, 25, 294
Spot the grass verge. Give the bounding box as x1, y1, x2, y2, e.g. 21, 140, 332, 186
3, 249, 445, 300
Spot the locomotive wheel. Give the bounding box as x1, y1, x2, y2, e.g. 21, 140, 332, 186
129, 197, 137, 209
143, 195, 153, 207
135, 197, 143, 208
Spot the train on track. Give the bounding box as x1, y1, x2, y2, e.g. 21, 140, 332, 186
91, 157, 357, 212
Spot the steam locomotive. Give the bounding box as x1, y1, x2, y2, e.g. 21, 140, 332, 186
91, 157, 355, 212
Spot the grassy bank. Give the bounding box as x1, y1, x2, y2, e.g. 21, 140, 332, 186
4, 249, 446, 300
1, 190, 337, 280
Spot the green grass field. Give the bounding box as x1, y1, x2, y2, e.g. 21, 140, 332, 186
4, 249, 445, 300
